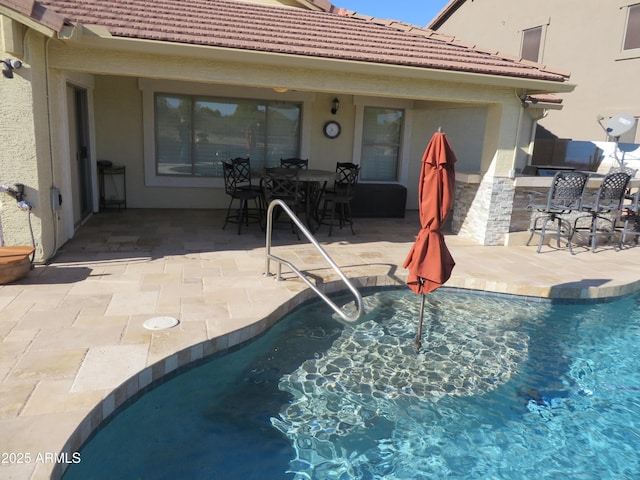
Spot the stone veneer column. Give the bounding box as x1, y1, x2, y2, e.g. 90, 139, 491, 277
453, 175, 516, 246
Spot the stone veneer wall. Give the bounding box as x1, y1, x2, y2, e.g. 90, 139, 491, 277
452, 180, 481, 238
452, 175, 517, 245
510, 186, 535, 232
486, 177, 517, 245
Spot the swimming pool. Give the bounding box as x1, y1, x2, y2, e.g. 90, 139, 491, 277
62, 288, 640, 479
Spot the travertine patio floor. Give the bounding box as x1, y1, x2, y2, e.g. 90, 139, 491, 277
1, 208, 640, 479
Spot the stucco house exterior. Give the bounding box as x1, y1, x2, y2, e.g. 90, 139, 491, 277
0, 0, 574, 258
430, 0, 640, 145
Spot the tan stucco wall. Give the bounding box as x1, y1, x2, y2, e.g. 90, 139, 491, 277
0, 27, 51, 260
434, 0, 639, 142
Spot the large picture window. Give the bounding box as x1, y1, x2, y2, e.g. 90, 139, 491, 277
154, 94, 301, 177
360, 107, 404, 181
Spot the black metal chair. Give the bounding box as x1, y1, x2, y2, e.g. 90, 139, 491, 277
222, 161, 263, 234
526, 171, 589, 254
261, 168, 303, 237
317, 162, 359, 236
230, 157, 259, 190
230, 157, 264, 209
571, 171, 630, 252
280, 158, 311, 212
619, 187, 640, 248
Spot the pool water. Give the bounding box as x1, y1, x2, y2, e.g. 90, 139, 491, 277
62, 289, 640, 479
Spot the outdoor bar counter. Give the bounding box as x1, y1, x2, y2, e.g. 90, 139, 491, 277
450, 171, 640, 246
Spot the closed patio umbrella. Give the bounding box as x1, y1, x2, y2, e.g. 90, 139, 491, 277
403, 130, 456, 351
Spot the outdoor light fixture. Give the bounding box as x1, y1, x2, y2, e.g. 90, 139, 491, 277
0, 184, 25, 202
518, 93, 538, 109
331, 97, 340, 115
1, 58, 23, 79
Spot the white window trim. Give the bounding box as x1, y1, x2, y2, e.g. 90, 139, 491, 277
139, 78, 314, 188
352, 96, 413, 185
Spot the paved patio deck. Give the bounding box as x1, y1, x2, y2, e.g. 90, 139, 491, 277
1, 208, 640, 479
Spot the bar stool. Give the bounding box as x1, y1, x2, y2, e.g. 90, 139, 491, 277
526, 171, 589, 254
571, 171, 630, 252
317, 162, 359, 236
222, 161, 263, 234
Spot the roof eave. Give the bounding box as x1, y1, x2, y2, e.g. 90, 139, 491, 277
55, 29, 574, 95
0, 3, 59, 37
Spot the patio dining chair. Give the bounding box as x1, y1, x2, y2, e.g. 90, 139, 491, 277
261, 168, 303, 238
526, 171, 589, 254
222, 161, 264, 234
571, 171, 630, 252
280, 158, 311, 210
317, 162, 360, 236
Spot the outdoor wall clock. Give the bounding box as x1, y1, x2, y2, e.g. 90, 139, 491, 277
323, 120, 341, 139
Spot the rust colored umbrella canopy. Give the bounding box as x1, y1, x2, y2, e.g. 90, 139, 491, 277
403, 131, 456, 295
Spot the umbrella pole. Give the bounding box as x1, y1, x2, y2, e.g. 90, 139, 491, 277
415, 293, 425, 352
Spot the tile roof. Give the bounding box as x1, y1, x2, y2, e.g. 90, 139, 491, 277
15, 0, 570, 82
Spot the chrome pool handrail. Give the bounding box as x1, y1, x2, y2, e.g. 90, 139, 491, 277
264, 199, 363, 323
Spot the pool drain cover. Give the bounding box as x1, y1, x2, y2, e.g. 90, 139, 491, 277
143, 316, 180, 331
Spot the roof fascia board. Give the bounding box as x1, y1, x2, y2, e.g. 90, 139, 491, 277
0, 0, 34, 17
428, 0, 466, 30
293, 0, 326, 11
53, 30, 575, 94
0, 4, 56, 37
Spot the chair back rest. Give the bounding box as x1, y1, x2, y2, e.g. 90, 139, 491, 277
334, 162, 360, 196
280, 158, 309, 169
608, 165, 637, 178
262, 169, 300, 205
547, 171, 589, 210
230, 157, 253, 187
222, 162, 238, 195
592, 171, 631, 212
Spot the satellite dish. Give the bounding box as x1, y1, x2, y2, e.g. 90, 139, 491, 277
605, 114, 635, 138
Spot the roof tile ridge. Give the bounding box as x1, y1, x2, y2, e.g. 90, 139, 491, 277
420, 31, 572, 80
341, 9, 459, 39
335, 10, 569, 80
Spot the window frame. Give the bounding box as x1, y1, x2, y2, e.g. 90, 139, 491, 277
140, 79, 313, 188
520, 26, 544, 62
618, 2, 640, 59
623, 3, 640, 51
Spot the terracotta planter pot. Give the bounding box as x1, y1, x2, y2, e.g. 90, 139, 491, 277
0, 246, 34, 284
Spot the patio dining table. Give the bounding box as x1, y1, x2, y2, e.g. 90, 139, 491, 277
261, 167, 337, 230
